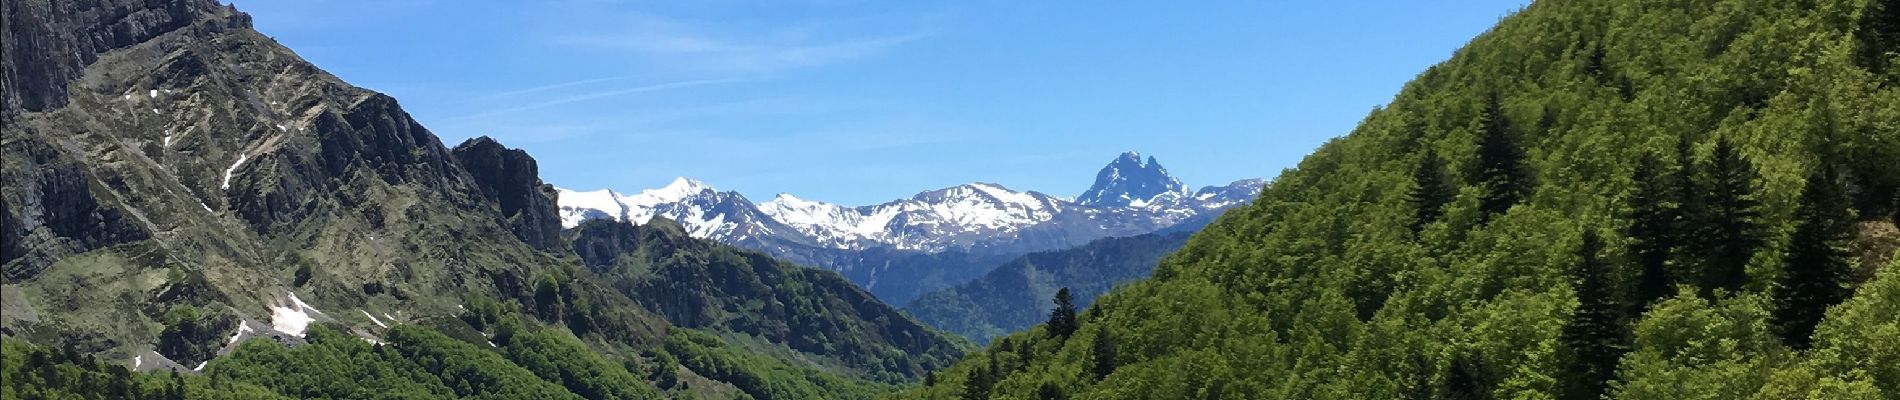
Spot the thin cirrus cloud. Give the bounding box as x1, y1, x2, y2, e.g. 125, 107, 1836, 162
478, 76, 631, 100
549, 12, 935, 74
448, 78, 746, 121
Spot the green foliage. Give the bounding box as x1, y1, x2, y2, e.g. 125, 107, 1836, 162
1855, 0, 1900, 77
2, 338, 287, 400
1773, 161, 1856, 349
568, 219, 966, 382
211, 324, 586, 399
1046, 288, 1079, 340
1624, 152, 1680, 310
906, 232, 1190, 343
1409, 148, 1457, 233
1559, 231, 1627, 400
1472, 93, 1537, 219
157, 305, 238, 367
1687, 138, 1767, 297
900, 0, 1900, 398
664, 327, 889, 400
499, 330, 664, 399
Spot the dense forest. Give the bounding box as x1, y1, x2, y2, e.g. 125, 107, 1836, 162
904, 0, 1900, 398
566, 218, 969, 382
905, 232, 1191, 342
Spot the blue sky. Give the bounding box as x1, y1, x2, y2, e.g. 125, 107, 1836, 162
232, 0, 1527, 206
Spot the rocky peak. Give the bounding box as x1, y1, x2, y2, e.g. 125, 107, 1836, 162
1075, 151, 1189, 207
451, 136, 563, 251
2, 0, 247, 114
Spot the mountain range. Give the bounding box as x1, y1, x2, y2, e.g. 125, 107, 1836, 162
556, 152, 1263, 304
0, 1, 967, 398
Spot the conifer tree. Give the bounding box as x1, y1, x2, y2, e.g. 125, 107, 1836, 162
1047, 288, 1079, 339
962, 364, 993, 400
1409, 148, 1457, 233
1440, 355, 1493, 400
1773, 161, 1854, 349
1091, 331, 1117, 381
1855, 0, 1900, 76
1560, 231, 1626, 400
1625, 153, 1678, 310
1037, 382, 1068, 400
1473, 93, 1536, 218
1690, 138, 1765, 297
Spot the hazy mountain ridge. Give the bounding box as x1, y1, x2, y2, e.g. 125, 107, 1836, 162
556, 153, 1264, 303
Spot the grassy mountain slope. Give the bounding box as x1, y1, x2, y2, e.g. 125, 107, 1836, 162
567, 218, 969, 383
904, 232, 1191, 343
902, 0, 1900, 398
2, 1, 963, 398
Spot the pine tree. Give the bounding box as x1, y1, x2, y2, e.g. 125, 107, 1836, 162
1440, 354, 1493, 400
962, 364, 993, 400
1690, 138, 1765, 298
1473, 93, 1536, 219
1560, 231, 1626, 400
1854, 0, 1900, 76
1773, 161, 1855, 349
1625, 153, 1678, 310
1091, 331, 1117, 381
1037, 382, 1069, 400
1409, 148, 1457, 233
1047, 288, 1079, 339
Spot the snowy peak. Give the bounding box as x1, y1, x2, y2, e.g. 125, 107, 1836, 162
554, 152, 1263, 258
1075, 151, 1189, 208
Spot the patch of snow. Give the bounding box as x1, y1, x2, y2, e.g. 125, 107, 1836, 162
220, 154, 248, 190
134, 355, 142, 368
487, 340, 498, 348
152, 108, 159, 114
200, 201, 214, 213
148, 89, 158, 98
193, 361, 207, 371
226, 321, 254, 345
270, 292, 322, 337
360, 310, 388, 328
162, 129, 172, 147
275, 124, 286, 132
382, 312, 396, 321
555, 188, 627, 228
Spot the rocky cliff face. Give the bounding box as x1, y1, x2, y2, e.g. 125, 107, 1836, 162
453, 137, 563, 251
0, 0, 631, 359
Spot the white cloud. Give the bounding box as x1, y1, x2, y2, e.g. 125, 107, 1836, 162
448, 78, 745, 120
551, 12, 933, 74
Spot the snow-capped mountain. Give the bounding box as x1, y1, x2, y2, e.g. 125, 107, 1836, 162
553, 153, 1264, 303
557, 178, 798, 244
557, 153, 1262, 256
1075, 152, 1190, 208
759, 183, 1069, 251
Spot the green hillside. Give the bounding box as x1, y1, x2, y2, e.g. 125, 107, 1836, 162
902, 0, 1900, 398
567, 218, 970, 383
905, 232, 1191, 343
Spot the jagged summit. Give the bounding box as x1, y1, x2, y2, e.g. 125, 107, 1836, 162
556, 152, 1260, 257
1075, 151, 1191, 208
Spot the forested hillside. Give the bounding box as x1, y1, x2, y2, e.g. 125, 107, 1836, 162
567, 218, 969, 383
905, 232, 1191, 343
903, 0, 1900, 398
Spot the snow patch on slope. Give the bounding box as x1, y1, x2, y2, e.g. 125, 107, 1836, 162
270, 292, 322, 337
220, 154, 248, 190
